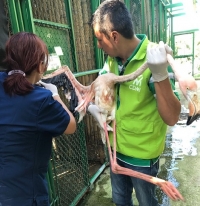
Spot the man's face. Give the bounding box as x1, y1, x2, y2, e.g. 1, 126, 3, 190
93, 24, 117, 57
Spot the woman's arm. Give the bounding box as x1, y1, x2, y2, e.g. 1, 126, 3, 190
53, 95, 76, 134
39, 81, 77, 134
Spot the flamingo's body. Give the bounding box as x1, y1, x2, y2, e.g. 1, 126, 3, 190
42, 53, 200, 201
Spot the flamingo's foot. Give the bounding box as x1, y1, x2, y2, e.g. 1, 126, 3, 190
78, 110, 86, 123
159, 181, 184, 201
106, 125, 113, 132
110, 163, 184, 202
75, 100, 87, 112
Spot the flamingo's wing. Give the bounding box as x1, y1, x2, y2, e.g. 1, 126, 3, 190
42, 71, 79, 115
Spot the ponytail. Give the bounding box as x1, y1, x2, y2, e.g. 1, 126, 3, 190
3, 32, 48, 96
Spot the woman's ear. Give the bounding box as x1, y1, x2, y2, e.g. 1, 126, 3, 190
38, 61, 45, 74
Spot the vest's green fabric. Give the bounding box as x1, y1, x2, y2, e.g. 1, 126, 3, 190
108, 36, 167, 159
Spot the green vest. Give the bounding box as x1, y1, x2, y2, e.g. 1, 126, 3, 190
108, 37, 167, 159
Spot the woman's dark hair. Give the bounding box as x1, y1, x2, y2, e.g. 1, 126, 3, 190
90, 0, 134, 39
3, 32, 49, 96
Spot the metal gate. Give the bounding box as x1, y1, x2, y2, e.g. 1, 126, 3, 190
172, 30, 198, 76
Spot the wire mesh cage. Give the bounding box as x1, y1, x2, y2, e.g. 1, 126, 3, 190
40, 76, 92, 205
31, 0, 106, 206
130, 0, 142, 34
3, 0, 12, 36
30, 0, 105, 163
0, 0, 11, 72
31, 0, 76, 71
51, 117, 90, 206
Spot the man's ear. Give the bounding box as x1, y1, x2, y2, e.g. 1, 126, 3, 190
111, 31, 118, 42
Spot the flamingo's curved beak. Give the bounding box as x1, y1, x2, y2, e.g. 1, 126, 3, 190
186, 89, 200, 125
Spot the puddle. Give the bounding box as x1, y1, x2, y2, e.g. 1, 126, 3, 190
157, 114, 200, 205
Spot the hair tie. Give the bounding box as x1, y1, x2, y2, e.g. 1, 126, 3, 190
8, 70, 26, 77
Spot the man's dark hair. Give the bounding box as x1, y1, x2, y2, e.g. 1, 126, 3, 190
90, 0, 134, 39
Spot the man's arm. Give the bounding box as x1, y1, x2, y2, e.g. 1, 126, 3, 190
147, 41, 181, 126
154, 79, 181, 126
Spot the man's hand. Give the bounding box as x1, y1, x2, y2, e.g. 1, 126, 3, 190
39, 81, 58, 97
165, 43, 173, 56
147, 41, 169, 82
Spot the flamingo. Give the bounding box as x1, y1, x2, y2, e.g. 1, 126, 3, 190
166, 54, 200, 125
41, 51, 200, 201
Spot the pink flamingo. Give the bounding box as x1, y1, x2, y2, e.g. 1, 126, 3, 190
42, 53, 200, 201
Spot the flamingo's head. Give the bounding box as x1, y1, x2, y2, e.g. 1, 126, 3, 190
186, 91, 200, 125
178, 76, 200, 125
184, 83, 200, 125
178, 75, 197, 99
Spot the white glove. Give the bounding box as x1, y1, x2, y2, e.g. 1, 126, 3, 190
39, 81, 58, 97
147, 41, 169, 82
88, 104, 113, 132
165, 43, 173, 56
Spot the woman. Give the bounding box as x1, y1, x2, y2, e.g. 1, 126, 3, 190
0, 32, 76, 206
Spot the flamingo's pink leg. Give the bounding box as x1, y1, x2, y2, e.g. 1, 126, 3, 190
112, 120, 117, 164
104, 121, 184, 201
103, 122, 113, 165
75, 90, 95, 112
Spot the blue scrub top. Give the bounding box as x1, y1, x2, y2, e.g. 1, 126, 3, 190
0, 72, 71, 206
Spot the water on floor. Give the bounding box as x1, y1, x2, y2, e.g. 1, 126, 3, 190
157, 113, 200, 206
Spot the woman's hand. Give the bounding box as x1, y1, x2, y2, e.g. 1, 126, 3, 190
39, 81, 58, 97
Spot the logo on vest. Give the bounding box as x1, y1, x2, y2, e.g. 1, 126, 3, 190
129, 75, 143, 92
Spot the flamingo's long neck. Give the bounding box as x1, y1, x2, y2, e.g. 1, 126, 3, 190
112, 62, 148, 84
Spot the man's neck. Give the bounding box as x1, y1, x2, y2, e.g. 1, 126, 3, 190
118, 35, 141, 64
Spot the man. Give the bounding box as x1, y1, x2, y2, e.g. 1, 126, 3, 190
88, 0, 181, 206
